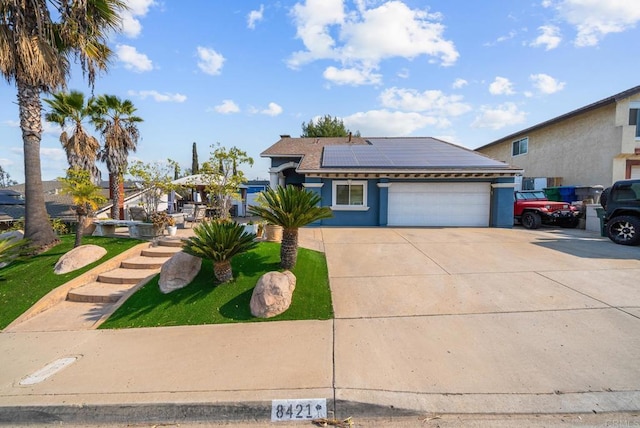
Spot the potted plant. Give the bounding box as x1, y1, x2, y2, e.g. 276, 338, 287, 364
150, 211, 174, 236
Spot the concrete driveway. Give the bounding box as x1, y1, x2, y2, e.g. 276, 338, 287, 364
1, 226, 639, 424
323, 227, 640, 414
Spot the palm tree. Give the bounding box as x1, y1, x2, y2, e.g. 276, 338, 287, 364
248, 186, 333, 269
182, 220, 258, 284
59, 168, 106, 248
0, 0, 124, 252
44, 91, 101, 184
91, 95, 143, 220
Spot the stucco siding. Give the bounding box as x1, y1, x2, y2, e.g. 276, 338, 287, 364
479, 105, 621, 187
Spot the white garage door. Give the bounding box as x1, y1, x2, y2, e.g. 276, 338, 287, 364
631, 165, 640, 180
388, 182, 491, 226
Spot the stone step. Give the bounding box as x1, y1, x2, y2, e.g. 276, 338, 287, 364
97, 268, 159, 284
120, 255, 169, 270
141, 246, 183, 258
157, 237, 186, 248
67, 281, 132, 303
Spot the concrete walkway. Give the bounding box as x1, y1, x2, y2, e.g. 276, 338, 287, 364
1, 226, 639, 425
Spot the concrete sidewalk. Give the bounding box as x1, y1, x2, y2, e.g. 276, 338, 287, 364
1, 226, 640, 425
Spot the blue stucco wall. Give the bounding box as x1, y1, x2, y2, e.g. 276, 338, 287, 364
306, 177, 515, 227
490, 178, 515, 228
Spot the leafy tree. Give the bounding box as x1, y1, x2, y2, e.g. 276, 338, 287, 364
200, 144, 253, 219
44, 90, 101, 184
182, 220, 257, 283
59, 168, 106, 247
301, 114, 360, 138
0, 0, 124, 251
127, 160, 181, 218
0, 165, 17, 188
91, 95, 143, 219
248, 186, 333, 269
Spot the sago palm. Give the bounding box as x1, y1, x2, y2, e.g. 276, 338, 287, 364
91, 94, 143, 219
44, 91, 101, 184
182, 220, 258, 284
248, 186, 333, 269
0, 0, 124, 251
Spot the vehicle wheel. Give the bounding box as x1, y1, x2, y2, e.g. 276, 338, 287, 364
521, 211, 542, 229
606, 215, 640, 246
560, 217, 579, 228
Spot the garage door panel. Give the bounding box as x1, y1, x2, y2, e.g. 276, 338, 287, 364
388, 182, 490, 227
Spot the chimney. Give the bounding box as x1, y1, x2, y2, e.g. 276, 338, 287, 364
280, 134, 291, 139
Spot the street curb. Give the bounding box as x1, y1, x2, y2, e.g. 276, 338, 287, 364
0, 400, 420, 425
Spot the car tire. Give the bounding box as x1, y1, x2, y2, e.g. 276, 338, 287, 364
560, 217, 579, 228
606, 215, 640, 246
522, 211, 542, 229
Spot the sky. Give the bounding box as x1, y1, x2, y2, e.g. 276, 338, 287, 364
1, 0, 639, 183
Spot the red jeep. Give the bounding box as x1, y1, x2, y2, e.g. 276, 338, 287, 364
514, 190, 580, 229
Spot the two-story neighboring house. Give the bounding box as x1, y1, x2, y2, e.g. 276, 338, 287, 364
476, 85, 640, 189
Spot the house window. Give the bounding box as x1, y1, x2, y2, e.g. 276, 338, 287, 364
332, 180, 368, 210
512, 137, 528, 156
629, 108, 640, 138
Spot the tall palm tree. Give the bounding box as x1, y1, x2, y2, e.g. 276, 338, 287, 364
248, 186, 333, 269
182, 220, 258, 284
91, 95, 143, 219
44, 91, 101, 184
59, 168, 106, 248
0, 0, 124, 251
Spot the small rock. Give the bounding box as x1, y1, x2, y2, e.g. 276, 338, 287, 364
159, 252, 202, 294
54, 244, 107, 274
250, 271, 296, 318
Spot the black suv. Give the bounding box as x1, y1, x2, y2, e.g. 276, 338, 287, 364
601, 179, 640, 246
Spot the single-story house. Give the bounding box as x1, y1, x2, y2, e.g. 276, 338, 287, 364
262, 136, 521, 227
476, 85, 640, 189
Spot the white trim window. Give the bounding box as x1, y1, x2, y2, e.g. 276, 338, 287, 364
332, 180, 368, 211
512, 137, 528, 156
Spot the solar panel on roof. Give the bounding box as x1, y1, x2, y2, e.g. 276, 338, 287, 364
322, 138, 508, 169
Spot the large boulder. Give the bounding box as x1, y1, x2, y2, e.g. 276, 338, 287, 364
54, 244, 107, 274
158, 252, 202, 294
250, 271, 296, 318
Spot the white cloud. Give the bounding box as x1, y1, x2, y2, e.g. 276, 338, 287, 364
471, 102, 526, 130
40, 147, 66, 161
323, 66, 382, 86
530, 73, 565, 94
214, 100, 240, 114
120, 0, 156, 38
128, 90, 187, 103
489, 77, 515, 95
379, 87, 472, 116
261, 102, 283, 116
197, 47, 225, 75
546, 0, 640, 47
288, 0, 458, 85
452, 78, 468, 89
397, 68, 410, 79
530, 25, 562, 50
248, 4, 265, 29
484, 30, 518, 47
116, 44, 153, 72
343, 110, 448, 136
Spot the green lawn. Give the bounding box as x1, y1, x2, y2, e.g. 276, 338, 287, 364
100, 242, 333, 329
0, 235, 144, 330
